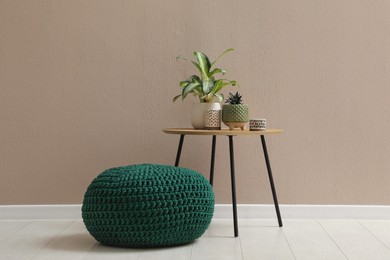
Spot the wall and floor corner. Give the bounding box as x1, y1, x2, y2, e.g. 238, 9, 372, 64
1, 1, 390, 207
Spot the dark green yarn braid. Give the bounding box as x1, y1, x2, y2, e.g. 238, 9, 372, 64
82, 164, 214, 248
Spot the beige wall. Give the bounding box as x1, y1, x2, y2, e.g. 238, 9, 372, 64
1, 0, 390, 205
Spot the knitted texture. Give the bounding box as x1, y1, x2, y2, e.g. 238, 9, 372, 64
222, 104, 249, 123
82, 164, 215, 248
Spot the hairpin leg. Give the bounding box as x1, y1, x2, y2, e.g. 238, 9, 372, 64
174, 134, 185, 167
209, 135, 217, 186
229, 135, 239, 237
261, 135, 283, 227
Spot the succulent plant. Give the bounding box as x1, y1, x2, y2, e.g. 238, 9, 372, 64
222, 91, 248, 129
173, 49, 237, 103
225, 92, 243, 105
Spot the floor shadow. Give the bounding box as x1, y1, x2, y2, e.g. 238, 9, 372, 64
39, 233, 96, 253
42, 233, 194, 253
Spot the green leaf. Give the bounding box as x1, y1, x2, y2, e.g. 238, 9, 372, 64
212, 80, 223, 94
214, 93, 224, 103
179, 81, 190, 88
209, 68, 226, 77
194, 52, 211, 80
176, 55, 191, 62
182, 82, 201, 99
188, 75, 201, 83
212, 79, 237, 94
202, 79, 214, 95
192, 88, 202, 96
173, 94, 182, 102
211, 48, 234, 67
176, 55, 202, 75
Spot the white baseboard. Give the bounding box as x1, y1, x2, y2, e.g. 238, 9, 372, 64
0, 205, 82, 220
214, 204, 390, 220
0, 204, 389, 220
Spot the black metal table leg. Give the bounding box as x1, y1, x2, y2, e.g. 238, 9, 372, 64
174, 134, 185, 167
209, 135, 217, 186
261, 135, 283, 227
228, 135, 239, 237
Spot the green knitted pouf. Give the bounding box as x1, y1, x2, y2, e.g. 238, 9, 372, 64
82, 164, 215, 248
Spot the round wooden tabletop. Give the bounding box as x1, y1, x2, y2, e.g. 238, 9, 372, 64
162, 128, 283, 136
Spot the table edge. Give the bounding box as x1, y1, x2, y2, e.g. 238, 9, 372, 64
162, 128, 283, 136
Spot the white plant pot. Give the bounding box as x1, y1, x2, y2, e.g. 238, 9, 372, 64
191, 102, 221, 129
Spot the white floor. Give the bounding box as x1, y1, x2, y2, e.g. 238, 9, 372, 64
1, 219, 390, 260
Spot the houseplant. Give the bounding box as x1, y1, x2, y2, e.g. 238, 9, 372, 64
173, 48, 237, 129
222, 92, 249, 130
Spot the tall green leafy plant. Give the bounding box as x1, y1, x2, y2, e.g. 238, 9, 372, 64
173, 48, 237, 103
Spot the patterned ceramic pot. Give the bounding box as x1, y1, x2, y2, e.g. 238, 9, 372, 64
191, 102, 221, 129
222, 104, 249, 130
204, 110, 221, 130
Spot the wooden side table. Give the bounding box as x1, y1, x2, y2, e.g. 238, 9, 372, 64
162, 128, 283, 237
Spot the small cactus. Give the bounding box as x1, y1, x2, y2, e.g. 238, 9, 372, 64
225, 92, 243, 105
222, 92, 248, 130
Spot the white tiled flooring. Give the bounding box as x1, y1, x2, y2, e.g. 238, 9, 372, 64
1, 219, 390, 259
